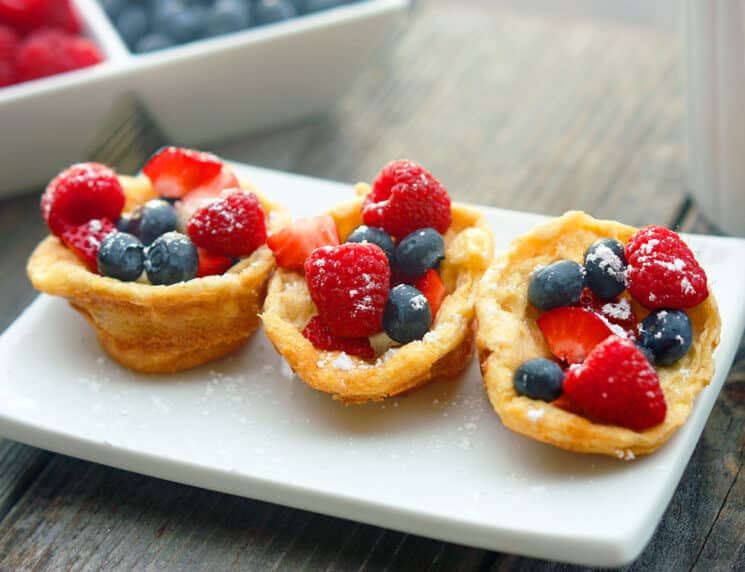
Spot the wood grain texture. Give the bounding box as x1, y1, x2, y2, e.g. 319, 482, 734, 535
0, 1, 742, 570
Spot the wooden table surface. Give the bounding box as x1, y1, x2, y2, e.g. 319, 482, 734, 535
1, 1, 743, 569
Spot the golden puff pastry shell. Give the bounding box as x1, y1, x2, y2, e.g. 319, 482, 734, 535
27, 176, 290, 374
475, 210, 721, 457
261, 183, 494, 404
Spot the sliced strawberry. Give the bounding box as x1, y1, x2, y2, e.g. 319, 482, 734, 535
179, 166, 241, 213
577, 289, 638, 337
143, 147, 224, 199
61, 218, 115, 272
196, 248, 234, 277
537, 306, 613, 365
412, 270, 446, 318
267, 215, 340, 271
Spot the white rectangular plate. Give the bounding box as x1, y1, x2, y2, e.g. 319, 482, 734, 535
1, 164, 744, 567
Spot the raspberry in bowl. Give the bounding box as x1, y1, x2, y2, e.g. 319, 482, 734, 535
475, 211, 721, 458
261, 160, 494, 404
27, 147, 290, 373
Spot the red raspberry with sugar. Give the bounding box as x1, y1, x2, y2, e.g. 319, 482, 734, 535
187, 189, 267, 258
626, 225, 708, 309
305, 243, 391, 338
41, 163, 125, 237
561, 335, 667, 431
362, 160, 451, 240
61, 218, 116, 273
302, 316, 374, 359
0, 25, 19, 87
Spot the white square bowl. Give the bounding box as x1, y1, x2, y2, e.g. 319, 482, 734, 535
0, 0, 408, 196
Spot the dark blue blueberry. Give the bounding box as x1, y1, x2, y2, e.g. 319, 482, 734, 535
638, 309, 693, 365
583, 238, 627, 299
346, 225, 395, 266
100, 0, 128, 19
116, 214, 133, 234
144, 232, 198, 285
383, 284, 432, 344
528, 260, 585, 311
295, 0, 346, 14
117, 5, 149, 47
205, 0, 252, 37
395, 228, 445, 277
135, 33, 174, 53
513, 358, 564, 402
160, 6, 205, 43
635, 342, 657, 366
97, 232, 146, 282
128, 199, 178, 245
255, 0, 297, 24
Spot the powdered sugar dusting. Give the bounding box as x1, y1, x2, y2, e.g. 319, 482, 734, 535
601, 298, 631, 321
586, 243, 625, 279
527, 408, 544, 422
332, 353, 355, 371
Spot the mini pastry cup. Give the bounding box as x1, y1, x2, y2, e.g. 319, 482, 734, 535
261, 183, 494, 404
27, 176, 290, 374
475, 211, 721, 458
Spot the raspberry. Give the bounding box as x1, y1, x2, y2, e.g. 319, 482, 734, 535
41, 163, 125, 237
302, 316, 374, 359
16, 29, 102, 82
187, 189, 267, 258
61, 218, 116, 272
305, 243, 391, 338
626, 226, 708, 309
362, 160, 451, 240
561, 336, 667, 431
0, 25, 19, 87
0, 0, 79, 34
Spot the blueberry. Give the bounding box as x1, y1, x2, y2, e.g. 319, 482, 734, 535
346, 225, 395, 266
116, 214, 133, 233
513, 358, 564, 402
528, 260, 585, 311
128, 199, 178, 245
295, 0, 346, 14
638, 309, 693, 365
395, 228, 445, 277
635, 342, 657, 366
98, 232, 146, 282
160, 6, 205, 43
383, 284, 432, 344
100, 0, 128, 19
144, 231, 198, 285
583, 238, 627, 299
255, 0, 297, 24
135, 33, 174, 53
205, 0, 252, 37
117, 5, 149, 47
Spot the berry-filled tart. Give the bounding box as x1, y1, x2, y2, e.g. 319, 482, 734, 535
27, 148, 290, 373
261, 160, 494, 404
475, 211, 721, 458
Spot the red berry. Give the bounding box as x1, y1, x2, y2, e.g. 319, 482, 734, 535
362, 160, 451, 240
0, 25, 19, 87
0, 0, 79, 34
577, 289, 638, 337
302, 316, 374, 359
16, 29, 102, 82
305, 243, 391, 338
626, 226, 708, 309
195, 248, 233, 278
537, 306, 614, 365
187, 190, 267, 258
61, 218, 115, 273
561, 335, 667, 431
403, 269, 446, 318
41, 163, 125, 237
143, 147, 225, 199
266, 215, 340, 271
179, 166, 241, 213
